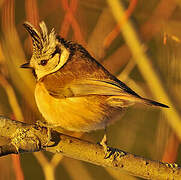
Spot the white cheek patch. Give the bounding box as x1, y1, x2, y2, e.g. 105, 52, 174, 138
36, 46, 70, 80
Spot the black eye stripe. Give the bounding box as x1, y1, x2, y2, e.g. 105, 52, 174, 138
51, 46, 61, 58
53, 54, 61, 69
39, 47, 61, 66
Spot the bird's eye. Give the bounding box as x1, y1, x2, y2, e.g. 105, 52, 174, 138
40, 60, 48, 66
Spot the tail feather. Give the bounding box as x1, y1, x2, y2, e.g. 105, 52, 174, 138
107, 95, 169, 108
141, 98, 169, 108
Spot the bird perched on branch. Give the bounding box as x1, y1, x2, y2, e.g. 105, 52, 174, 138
21, 21, 168, 147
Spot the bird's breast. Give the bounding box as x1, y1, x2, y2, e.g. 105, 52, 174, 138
35, 82, 112, 132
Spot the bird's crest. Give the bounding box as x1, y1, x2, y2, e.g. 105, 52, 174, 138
23, 21, 57, 59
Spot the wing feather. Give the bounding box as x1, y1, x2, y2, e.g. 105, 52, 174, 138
47, 78, 139, 98
44, 77, 168, 108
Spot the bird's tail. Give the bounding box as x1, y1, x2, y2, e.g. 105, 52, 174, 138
140, 97, 169, 108
107, 95, 169, 108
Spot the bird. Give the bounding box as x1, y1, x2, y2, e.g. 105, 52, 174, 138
21, 21, 168, 146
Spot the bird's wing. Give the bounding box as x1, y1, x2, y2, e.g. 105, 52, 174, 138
46, 78, 140, 99
44, 78, 169, 108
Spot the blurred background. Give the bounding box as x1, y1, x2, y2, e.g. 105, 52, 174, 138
0, 0, 181, 179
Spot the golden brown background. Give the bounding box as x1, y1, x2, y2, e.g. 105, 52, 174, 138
0, 0, 181, 179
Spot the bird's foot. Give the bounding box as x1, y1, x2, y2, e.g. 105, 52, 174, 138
35, 120, 53, 147
35, 120, 49, 128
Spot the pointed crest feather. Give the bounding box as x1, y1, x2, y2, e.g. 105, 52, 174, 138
23, 21, 57, 58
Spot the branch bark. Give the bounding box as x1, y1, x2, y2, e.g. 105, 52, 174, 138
0, 116, 180, 179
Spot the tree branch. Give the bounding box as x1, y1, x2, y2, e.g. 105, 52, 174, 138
0, 116, 180, 179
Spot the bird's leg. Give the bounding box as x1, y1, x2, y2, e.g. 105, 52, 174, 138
100, 133, 107, 150
100, 127, 109, 157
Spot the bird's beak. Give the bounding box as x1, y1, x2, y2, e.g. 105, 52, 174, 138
20, 62, 32, 69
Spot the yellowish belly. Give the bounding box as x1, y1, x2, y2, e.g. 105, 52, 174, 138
35, 82, 109, 132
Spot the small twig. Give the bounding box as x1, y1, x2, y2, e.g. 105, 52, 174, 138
103, 0, 138, 49
0, 116, 180, 179
60, 0, 86, 46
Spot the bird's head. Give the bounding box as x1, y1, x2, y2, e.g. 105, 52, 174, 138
21, 21, 70, 80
